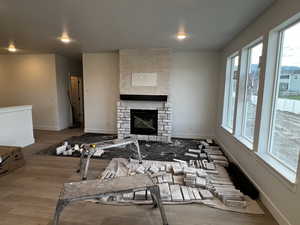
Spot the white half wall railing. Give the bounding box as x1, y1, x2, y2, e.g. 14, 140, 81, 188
0, 105, 35, 147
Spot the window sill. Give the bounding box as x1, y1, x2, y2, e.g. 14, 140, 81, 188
221, 125, 233, 134
255, 152, 297, 191
234, 135, 253, 150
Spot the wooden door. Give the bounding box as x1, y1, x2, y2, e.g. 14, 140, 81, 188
70, 76, 84, 127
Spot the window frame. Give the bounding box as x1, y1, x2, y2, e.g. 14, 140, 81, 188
267, 23, 299, 173
257, 16, 300, 183
222, 52, 240, 133
241, 42, 263, 143
234, 38, 263, 149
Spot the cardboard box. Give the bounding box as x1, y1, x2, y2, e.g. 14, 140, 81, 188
0, 146, 25, 177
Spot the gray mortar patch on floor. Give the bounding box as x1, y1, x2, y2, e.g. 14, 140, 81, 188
36, 133, 212, 162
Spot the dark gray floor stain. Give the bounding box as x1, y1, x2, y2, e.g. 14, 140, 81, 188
37, 133, 212, 162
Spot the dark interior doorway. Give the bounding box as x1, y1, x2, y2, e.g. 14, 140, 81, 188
69, 75, 84, 128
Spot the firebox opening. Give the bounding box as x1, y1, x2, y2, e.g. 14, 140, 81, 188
130, 109, 158, 135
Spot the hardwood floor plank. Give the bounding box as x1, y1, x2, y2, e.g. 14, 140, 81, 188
0, 129, 279, 225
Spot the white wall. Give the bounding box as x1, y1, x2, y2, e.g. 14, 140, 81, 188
55, 55, 82, 130
82, 51, 220, 138
119, 49, 170, 95
0, 54, 59, 130
216, 1, 300, 225
170, 51, 220, 138
83, 53, 120, 133
0, 106, 34, 147
0, 54, 81, 131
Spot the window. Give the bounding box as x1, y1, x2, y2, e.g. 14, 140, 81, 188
242, 43, 263, 141
268, 21, 300, 172
223, 54, 239, 131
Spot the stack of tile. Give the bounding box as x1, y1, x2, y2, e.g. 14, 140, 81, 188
204, 148, 229, 167
162, 173, 173, 183
173, 175, 184, 185
134, 190, 147, 200
209, 155, 229, 167
184, 173, 197, 187
199, 189, 214, 199
206, 139, 214, 144
135, 165, 146, 174
196, 169, 207, 178
184, 152, 198, 158
195, 177, 206, 188
202, 160, 216, 170
170, 184, 183, 201
159, 183, 172, 201
109, 153, 249, 208
123, 192, 134, 201
180, 186, 202, 201
214, 187, 247, 208
207, 167, 247, 208
188, 149, 201, 154
149, 165, 160, 174
195, 160, 203, 168
172, 164, 183, 175
200, 140, 209, 147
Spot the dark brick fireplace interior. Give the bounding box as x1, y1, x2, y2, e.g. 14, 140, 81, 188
130, 109, 158, 135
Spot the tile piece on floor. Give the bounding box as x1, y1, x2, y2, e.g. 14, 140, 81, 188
173, 175, 184, 185
134, 190, 147, 200
199, 189, 214, 199
187, 187, 196, 200
192, 188, 202, 200
158, 183, 171, 201
170, 184, 183, 202
180, 186, 190, 201
123, 192, 134, 200
162, 173, 173, 183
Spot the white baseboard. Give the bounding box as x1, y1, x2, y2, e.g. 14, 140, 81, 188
84, 128, 116, 134
217, 139, 292, 225
172, 132, 216, 140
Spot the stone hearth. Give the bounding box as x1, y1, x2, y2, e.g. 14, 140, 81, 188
117, 101, 172, 142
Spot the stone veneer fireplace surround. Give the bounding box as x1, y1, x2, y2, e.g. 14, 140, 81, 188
117, 101, 172, 142
117, 48, 172, 142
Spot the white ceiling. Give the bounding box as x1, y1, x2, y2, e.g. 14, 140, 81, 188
0, 0, 274, 58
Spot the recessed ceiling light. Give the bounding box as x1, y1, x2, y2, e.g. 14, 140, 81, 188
177, 32, 187, 40
60, 33, 72, 43
8, 43, 17, 52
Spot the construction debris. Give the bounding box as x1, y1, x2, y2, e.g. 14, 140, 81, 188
192, 188, 202, 200
123, 192, 134, 201
206, 139, 213, 144
149, 165, 159, 174
159, 183, 171, 201
184, 152, 198, 158
170, 185, 183, 201
134, 190, 147, 200
188, 149, 201, 154
78, 137, 250, 210
172, 164, 183, 175
181, 186, 190, 201
199, 189, 214, 199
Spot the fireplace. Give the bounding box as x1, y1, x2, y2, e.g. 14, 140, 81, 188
130, 109, 158, 135
117, 101, 171, 142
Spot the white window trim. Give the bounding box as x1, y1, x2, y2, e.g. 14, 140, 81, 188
235, 38, 263, 150
257, 14, 300, 184
222, 52, 240, 133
